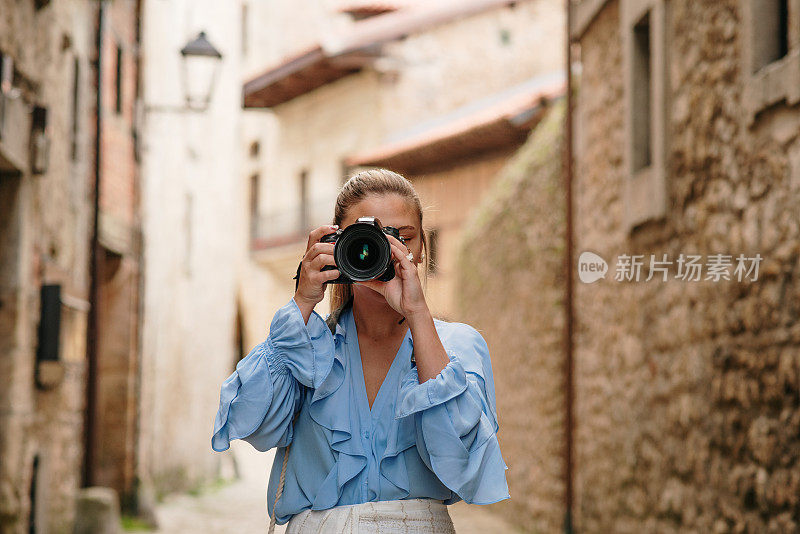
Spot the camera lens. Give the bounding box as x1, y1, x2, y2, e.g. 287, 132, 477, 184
334, 222, 392, 281
346, 238, 380, 272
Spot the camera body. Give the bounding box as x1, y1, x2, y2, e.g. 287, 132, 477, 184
320, 216, 406, 284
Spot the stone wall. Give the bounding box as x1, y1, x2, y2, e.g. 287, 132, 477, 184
454, 101, 566, 533
452, 1, 800, 531
88, 0, 142, 506
573, 0, 800, 531
0, 0, 96, 532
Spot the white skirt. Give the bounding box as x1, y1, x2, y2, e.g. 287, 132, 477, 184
285, 498, 456, 534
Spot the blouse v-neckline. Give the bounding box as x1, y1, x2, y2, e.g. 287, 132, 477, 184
346, 307, 411, 419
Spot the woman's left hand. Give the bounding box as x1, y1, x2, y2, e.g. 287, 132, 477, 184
354, 235, 429, 318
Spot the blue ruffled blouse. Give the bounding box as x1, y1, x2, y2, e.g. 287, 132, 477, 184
211, 296, 510, 524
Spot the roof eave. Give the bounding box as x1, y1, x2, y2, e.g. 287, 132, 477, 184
242, 0, 531, 108
242, 46, 382, 108
346, 104, 549, 174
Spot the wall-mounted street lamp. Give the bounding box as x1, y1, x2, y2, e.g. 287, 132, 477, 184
179, 31, 223, 111
143, 30, 223, 114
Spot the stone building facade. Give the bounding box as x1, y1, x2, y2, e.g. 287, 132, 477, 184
84, 0, 142, 509
0, 1, 96, 532
452, 0, 800, 531
568, 0, 800, 531
0, 0, 144, 530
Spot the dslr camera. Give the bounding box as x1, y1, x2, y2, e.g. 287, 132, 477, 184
319, 216, 406, 284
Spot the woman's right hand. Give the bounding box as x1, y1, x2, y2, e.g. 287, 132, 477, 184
294, 225, 341, 317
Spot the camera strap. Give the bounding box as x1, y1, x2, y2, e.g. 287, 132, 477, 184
292, 261, 302, 292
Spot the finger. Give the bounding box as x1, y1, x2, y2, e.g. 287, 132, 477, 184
386, 234, 410, 252
388, 243, 409, 270
384, 245, 409, 282
321, 268, 340, 281
310, 253, 336, 271
308, 224, 339, 251
387, 236, 412, 272
311, 264, 340, 281
389, 242, 415, 272
306, 242, 335, 261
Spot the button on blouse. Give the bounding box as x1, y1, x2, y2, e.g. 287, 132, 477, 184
211, 296, 510, 525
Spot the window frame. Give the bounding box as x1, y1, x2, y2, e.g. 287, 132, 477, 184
70, 56, 80, 161
622, 0, 669, 232
113, 41, 123, 115
249, 172, 260, 241
741, 0, 800, 125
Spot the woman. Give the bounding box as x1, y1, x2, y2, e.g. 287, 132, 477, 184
211, 169, 509, 533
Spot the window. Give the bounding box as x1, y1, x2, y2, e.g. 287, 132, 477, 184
28, 455, 40, 533
0, 52, 12, 134
234, 308, 245, 366
184, 193, 193, 276
249, 140, 259, 158
71, 57, 80, 160
36, 284, 62, 363
742, 0, 799, 124
622, 0, 668, 232
249, 173, 259, 240
0, 52, 11, 93
631, 12, 651, 171
298, 169, 309, 234
427, 228, 439, 275
31, 107, 49, 174
752, 0, 790, 72
241, 3, 249, 56
114, 43, 122, 115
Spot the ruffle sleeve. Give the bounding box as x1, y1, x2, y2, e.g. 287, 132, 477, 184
211, 296, 335, 452
394, 323, 510, 505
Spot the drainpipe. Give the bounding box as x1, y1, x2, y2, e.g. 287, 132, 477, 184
82, 0, 105, 488
131, 0, 147, 513
563, 0, 575, 532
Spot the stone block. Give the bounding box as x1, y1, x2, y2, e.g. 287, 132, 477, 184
73, 487, 122, 534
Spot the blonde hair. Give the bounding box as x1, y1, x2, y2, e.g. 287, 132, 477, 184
325, 168, 432, 330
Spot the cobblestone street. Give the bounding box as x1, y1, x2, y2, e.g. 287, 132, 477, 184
149, 441, 520, 533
